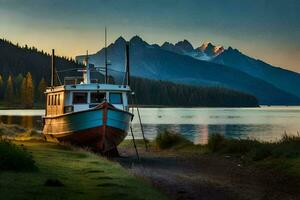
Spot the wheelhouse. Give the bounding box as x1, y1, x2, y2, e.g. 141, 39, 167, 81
45, 83, 130, 117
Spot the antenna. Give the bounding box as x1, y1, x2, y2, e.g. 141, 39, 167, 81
85, 50, 90, 84
123, 42, 130, 86
51, 49, 56, 86
105, 27, 108, 84
85, 50, 89, 64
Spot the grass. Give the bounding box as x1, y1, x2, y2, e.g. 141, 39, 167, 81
120, 130, 193, 151
0, 141, 169, 200
128, 130, 300, 177
155, 130, 192, 149
120, 130, 300, 177
206, 133, 300, 159
206, 133, 300, 176
0, 140, 36, 171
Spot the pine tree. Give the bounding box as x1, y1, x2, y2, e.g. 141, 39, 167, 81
20, 77, 27, 104
14, 73, 24, 102
5, 75, 14, 106
25, 72, 34, 108
38, 78, 47, 103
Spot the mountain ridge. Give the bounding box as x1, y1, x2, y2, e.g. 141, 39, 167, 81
76, 36, 300, 105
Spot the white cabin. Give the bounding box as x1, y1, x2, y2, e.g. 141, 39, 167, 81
45, 83, 130, 117
45, 57, 131, 117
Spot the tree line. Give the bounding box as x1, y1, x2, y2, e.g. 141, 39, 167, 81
0, 72, 47, 108
130, 77, 258, 107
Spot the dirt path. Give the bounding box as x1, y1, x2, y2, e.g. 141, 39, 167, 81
114, 147, 300, 200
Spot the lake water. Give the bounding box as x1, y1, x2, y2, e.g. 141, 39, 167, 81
0, 107, 300, 144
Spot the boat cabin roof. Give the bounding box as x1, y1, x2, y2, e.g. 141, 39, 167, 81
45, 83, 131, 94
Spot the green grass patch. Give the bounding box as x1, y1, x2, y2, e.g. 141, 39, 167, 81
0, 140, 36, 171
207, 133, 300, 176
207, 133, 300, 160
0, 141, 168, 200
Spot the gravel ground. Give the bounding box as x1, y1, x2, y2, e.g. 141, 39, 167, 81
113, 147, 300, 200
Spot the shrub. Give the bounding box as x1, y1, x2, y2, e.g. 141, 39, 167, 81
44, 179, 64, 187
249, 145, 272, 161
224, 139, 261, 154
207, 133, 300, 162
272, 134, 300, 158
207, 134, 225, 152
155, 130, 192, 149
0, 140, 36, 171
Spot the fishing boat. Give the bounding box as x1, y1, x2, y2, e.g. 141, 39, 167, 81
43, 40, 133, 154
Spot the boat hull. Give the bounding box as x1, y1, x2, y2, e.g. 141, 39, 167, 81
43, 102, 133, 152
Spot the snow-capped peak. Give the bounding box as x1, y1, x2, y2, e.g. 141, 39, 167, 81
196, 42, 224, 57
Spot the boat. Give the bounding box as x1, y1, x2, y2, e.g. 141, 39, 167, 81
43, 40, 133, 154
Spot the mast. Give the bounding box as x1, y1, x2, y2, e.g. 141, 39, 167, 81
83, 50, 90, 84
51, 49, 56, 87
105, 27, 108, 84
125, 42, 130, 86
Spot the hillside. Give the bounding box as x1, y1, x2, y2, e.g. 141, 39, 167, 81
130, 77, 258, 107
77, 36, 300, 105
212, 47, 300, 98
0, 38, 258, 107
0, 39, 82, 84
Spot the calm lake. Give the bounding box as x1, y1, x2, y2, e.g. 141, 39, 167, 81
0, 107, 300, 144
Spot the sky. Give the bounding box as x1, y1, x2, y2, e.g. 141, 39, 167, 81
0, 0, 299, 72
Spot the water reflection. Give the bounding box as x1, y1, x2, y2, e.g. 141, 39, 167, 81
0, 115, 42, 130
131, 123, 298, 144
1, 107, 300, 144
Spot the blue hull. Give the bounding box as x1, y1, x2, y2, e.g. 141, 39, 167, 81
43, 102, 133, 152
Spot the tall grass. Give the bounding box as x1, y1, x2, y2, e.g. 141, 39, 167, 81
0, 139, 36, 171
155, 130, 192, 149
207, 133, 300, 161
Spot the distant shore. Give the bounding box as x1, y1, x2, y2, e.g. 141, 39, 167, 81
0, 104, 261, 110
4, 104, 300, 110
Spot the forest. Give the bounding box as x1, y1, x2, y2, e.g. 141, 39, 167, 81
0, 38, 258, 108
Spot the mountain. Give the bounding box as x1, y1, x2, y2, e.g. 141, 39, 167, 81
196, 42, 224, 58
161, 40, 224, 61
0, 38, 259, 107
159, 39, 300, 100
161, 40, 208, 60
212, 47, 300, 98
76, 36, 300, 105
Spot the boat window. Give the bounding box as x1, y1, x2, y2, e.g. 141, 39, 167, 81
64, 105, 73, 113
109, 93, 123, 104
54, 95, 57, 105
51, 95, 54, 106
48, 95, 50, 106
73, 92, 88, 104
58, 94, 60, 105
91, 92, 105, 104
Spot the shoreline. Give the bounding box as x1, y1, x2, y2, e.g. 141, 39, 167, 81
3, 105, 300, 111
